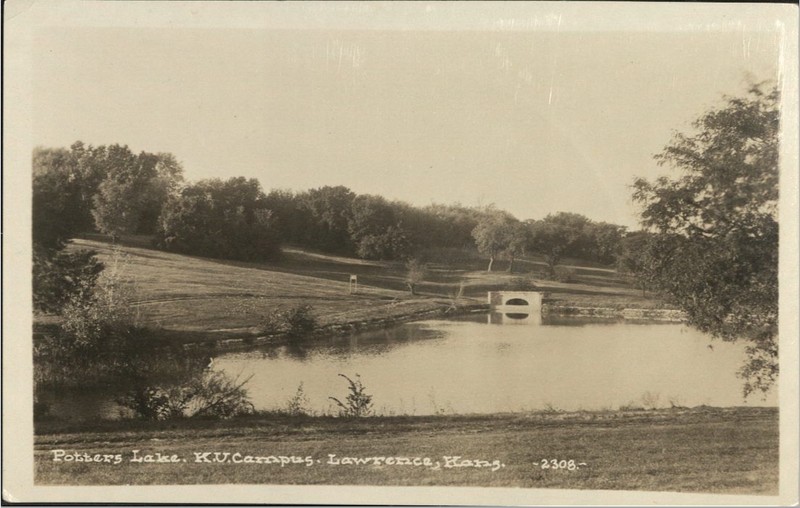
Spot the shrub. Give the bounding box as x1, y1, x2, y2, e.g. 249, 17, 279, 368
507, 276, 538, 291
552, 266, 577, 283
640, 391, 661, 410
120, 386, 185, 420
119, 371, 254, 421
260, 304, 317, 338
329, 374, 373, 417
59, 249, 137, 351
33, 249, 104, 314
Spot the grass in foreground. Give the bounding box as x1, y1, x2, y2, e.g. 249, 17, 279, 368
34, 407, 777, 494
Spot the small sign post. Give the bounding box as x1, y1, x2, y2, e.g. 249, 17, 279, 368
349, 275, 358, 294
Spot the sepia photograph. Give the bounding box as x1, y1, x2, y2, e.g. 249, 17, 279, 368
3, 1, 798, 505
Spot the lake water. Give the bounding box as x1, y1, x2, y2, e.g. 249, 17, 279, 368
37, 312, 776, 421
212, 313, 776, 416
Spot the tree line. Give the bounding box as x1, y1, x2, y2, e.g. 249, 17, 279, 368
33, 142, 630, 279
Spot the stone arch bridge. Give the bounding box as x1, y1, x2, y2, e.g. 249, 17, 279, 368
488, 291, 543, 310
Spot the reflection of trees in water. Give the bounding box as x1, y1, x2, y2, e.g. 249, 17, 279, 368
231, 323, 447, 361
35, 321, 453, 423
35, 346, 217, 422
35, 343, 210, 392
137, 351, 211, 386
258, 348, 281, 360
282, 343, 309, 360
320, 324, 446, 358
540, 316, 620, 327
236, 324, 446, 362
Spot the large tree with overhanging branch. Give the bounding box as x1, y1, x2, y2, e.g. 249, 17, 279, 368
632, 82, 780, 396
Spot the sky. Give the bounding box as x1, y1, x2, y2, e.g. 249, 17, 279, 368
30, 3, 783, 228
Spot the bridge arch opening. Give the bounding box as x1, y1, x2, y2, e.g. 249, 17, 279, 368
506, 298, 529, 306
505, 313, 530, 320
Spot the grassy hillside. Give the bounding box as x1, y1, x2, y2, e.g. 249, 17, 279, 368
62, 239, 436, 340
45, 236, 673, 343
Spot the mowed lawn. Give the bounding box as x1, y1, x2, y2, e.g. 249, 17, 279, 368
60, 237, 670, 342
67, 239, 453, 338
34, 407, 778, 494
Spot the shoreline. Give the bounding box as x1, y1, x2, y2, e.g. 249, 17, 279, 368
35, 404, 776, 436
34, 299, 688, 354
185, 300, 490, 352
184, 300, 688, 353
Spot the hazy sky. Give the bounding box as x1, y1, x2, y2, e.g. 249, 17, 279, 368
31, 5, 782, 228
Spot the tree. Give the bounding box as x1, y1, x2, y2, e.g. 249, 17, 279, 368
137, 153, 185, 234
262, 189, 312, 246
632, 83, 779, 396
399, 202, 482, 253
585, 222, 626, 265
615, 231, 659, 297
32, 147, 84, 252
92, 146, 184, 239
91, 145, 148, 239
347, 195, 410, 260
157, 177, 281, 261
504, 221, 530, 273
32, 145, 105, 314
471, 209, 517, 272
70, 142, 113, 231
32, 142, 113, 239
301, 186, 356, 254
527, 212, 591, 275
405, 259, 427, 295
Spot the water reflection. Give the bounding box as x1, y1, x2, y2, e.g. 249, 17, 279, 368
37, 314, 778, 420
213, 317, 776, 415
230, 323, 447, 362
488, 311, 541, 325
35, 350, 214, 423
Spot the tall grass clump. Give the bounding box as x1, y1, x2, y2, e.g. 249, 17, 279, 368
286, 382, 312, 416
329, 374, 373, 417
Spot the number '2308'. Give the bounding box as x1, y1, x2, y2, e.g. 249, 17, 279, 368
540, 459, 586, 471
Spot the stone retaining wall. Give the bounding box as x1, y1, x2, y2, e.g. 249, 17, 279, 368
543, 304, 686, 322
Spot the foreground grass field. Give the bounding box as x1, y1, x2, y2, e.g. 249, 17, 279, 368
34, 407, 778, 494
